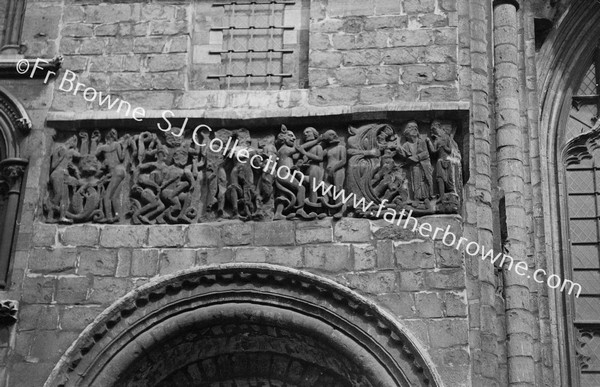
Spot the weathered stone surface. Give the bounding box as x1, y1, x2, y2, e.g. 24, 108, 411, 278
19, 305, 59, 330
353, 244, 376, 270
343, 271, 396, 293
267, 247, 303, 267
427, 319, 468, 347
32, 223, 56, 247
29, 248, 77, 274
60, 306, 104, 331
197, 248, 235, 264
445, 292, 467, 317
21, 273, 55, 303
415, 292, 444, 317
158, 249, 196, 275
131, 249, 159, 277
425, 269, 465, 289
235, 247, 268, 263
148, 225, 186, 247
187, 224, 221, 247
61, 225, 99, 247
377, 292, 415, 317
304, 245, 351, 272
399, 270, 425, 291
334, 218, 371, 242
221, 223, 253, 246
89, 278, 132, 304
100, 226, 148, 248
78, 248, 117, 276
56, 277, 90, 304
254, 222, 295, 246
395, 241, 435, 269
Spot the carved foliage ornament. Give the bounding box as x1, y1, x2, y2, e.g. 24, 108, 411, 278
44, 121, 463, 224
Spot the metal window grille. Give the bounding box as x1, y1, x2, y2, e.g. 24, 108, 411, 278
567, 47, 600, 386
208, 1, 295, 90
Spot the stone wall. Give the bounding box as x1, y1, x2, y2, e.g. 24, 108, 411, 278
48, 0, 462, 113
0, 0, 538, 386
13, 215, 468, 386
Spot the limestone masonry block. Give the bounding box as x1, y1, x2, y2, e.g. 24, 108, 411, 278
221, 223, 253, 246
78, 248, 118, 276
22, 276, 55, 304
148, 225, 187, 247
304, 245, 351, 272
29, 248, 77, 275
235, 247, 269, 263
187, 224, 221, 247
100, 226, 148, 248
131, 249, 159, 277
395, 241, 435, 269
56, 276, 90, 304
334, 218, 371, 242
353, 244, 377, 270
254, 222, 295, 246
267, 247, 303, 267
32, 223, 57, 247
158, 249, 196, 275
61, 225, 100, 247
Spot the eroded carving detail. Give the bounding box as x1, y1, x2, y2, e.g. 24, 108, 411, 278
44, 121, 463, 224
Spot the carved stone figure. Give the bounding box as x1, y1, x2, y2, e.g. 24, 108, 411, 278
398, 121, 434, 201
95, 129, 133, 222
47, 135, 81, 224
427, 120, 455, 196
274, 125, 308, 220
320, 130, 347, 219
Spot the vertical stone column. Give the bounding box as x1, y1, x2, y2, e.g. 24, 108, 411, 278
492, 0, 535, 386
0, 158, 27, 288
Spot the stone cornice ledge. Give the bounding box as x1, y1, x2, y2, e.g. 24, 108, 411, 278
46, 100, 471, 126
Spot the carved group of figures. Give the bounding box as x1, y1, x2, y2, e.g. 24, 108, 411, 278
44, 120, 462, 224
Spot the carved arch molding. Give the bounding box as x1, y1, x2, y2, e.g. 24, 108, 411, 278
44, 264, 441, 387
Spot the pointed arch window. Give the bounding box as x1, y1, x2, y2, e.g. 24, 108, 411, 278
564, 46, 600, 386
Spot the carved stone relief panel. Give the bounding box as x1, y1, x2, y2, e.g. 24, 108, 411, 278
44, 119, 463, 224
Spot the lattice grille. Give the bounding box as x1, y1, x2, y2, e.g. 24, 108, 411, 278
208, 1, 295, 90
578, 64, 598, 96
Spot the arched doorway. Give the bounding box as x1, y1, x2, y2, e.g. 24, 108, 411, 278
45, 264, 441, 387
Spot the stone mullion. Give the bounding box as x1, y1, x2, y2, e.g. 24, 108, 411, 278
493, 1, 536, 386
466, 0, 499, 385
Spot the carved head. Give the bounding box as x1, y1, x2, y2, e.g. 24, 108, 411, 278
164, 130, 183, 147
403, 121, 419, 139
156, 146, 167, 161
106, 129, 118, 142
277, 125, 296, 147
173, 149, 188, 167
322, 130, 339, 144
431, 120, 445, 137
66, 135, 78, 149
303, 127, 319, 142
377, 125, 395, 142
79, 155, 101, 176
